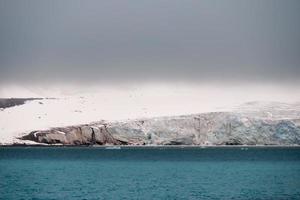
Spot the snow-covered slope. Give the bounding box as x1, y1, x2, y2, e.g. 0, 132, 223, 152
1, 96, 300, 145
234, 101, 300, 120
18, 101, 300, 146
0, 94, 230, 144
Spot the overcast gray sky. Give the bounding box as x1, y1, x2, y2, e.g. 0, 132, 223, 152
0, 0, 299, 86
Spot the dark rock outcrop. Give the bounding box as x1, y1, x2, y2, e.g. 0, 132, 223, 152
0, 98, 44, 109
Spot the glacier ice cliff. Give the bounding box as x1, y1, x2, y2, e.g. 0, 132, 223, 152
20, 108, 300, 145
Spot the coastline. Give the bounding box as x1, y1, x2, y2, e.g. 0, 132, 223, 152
1, 144, 300, 148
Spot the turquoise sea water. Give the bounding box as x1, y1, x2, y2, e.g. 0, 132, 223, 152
0, 147, 300, 200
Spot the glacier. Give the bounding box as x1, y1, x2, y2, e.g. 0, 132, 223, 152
1, 98, 300, 146
20, 102, 300, 145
